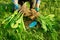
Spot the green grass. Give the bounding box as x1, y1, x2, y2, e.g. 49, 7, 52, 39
0, 0, 60, 40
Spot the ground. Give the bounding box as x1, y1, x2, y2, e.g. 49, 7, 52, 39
0, 0, 60, 40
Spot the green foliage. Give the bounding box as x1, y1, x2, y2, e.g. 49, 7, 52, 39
0, 0, 60, 40
37, 14, 55, 32
2, 10, 26, 33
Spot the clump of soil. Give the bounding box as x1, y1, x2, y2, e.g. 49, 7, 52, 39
19, 4, 31, 16
29, 9, 39, 20
19, 4, 40, 28
19, 4, 39, 20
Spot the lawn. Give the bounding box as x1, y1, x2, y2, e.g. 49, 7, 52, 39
0, 0, 60, 40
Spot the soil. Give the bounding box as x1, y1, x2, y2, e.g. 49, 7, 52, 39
19, 4, 40, 28
19, 4, 39, 20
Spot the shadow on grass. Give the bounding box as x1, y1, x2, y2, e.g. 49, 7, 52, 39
0, 2, 14, 23
0, 2, 14, 13
0, 2, 14, 18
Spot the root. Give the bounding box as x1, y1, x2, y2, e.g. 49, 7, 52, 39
19, 4, 40, 20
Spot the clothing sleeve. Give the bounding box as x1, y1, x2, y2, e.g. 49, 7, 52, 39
36, 0, 40, 4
